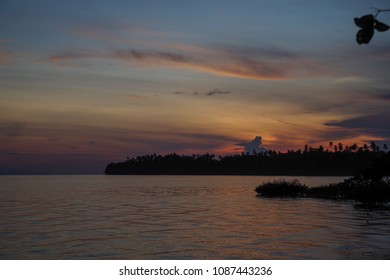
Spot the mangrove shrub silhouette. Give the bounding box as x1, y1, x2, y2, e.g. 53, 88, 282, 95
255, 153, 390, 203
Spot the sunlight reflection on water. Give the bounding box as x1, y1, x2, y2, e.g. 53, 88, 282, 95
1, 175, 390, 259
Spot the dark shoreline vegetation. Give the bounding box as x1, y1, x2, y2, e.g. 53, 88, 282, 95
105, 142, 390, 204
255, 177, 390, 203
255, 153, 390, 204
105, 142, 388, 176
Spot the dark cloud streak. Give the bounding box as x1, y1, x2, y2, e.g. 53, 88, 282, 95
325, 112, 390, 139
173, 89, 231, 97
206, 89, 230, 96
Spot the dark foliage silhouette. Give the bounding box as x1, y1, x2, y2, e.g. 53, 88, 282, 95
355, 8, 390, 44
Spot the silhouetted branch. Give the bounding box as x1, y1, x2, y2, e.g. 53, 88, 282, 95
371, 7, 390, 18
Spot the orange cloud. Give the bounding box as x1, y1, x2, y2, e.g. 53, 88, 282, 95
112, 48, 289, 80
47, 44, 327, 80
125, 94, 149, 100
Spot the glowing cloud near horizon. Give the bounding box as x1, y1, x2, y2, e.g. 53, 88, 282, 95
237, 136, 267, 154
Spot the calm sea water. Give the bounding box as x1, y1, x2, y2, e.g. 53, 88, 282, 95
1, 175, 390, 260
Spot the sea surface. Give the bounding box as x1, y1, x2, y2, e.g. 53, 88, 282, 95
1, 175, 390, 259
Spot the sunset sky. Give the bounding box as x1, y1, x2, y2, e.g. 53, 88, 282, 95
1, 0, 390, 174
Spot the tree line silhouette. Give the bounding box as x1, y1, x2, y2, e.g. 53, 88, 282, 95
104, 142, 389, 176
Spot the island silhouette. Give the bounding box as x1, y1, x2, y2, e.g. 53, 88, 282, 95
105, 142, 388, 176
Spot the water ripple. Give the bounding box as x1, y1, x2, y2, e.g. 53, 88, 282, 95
1, 175, 390, 259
